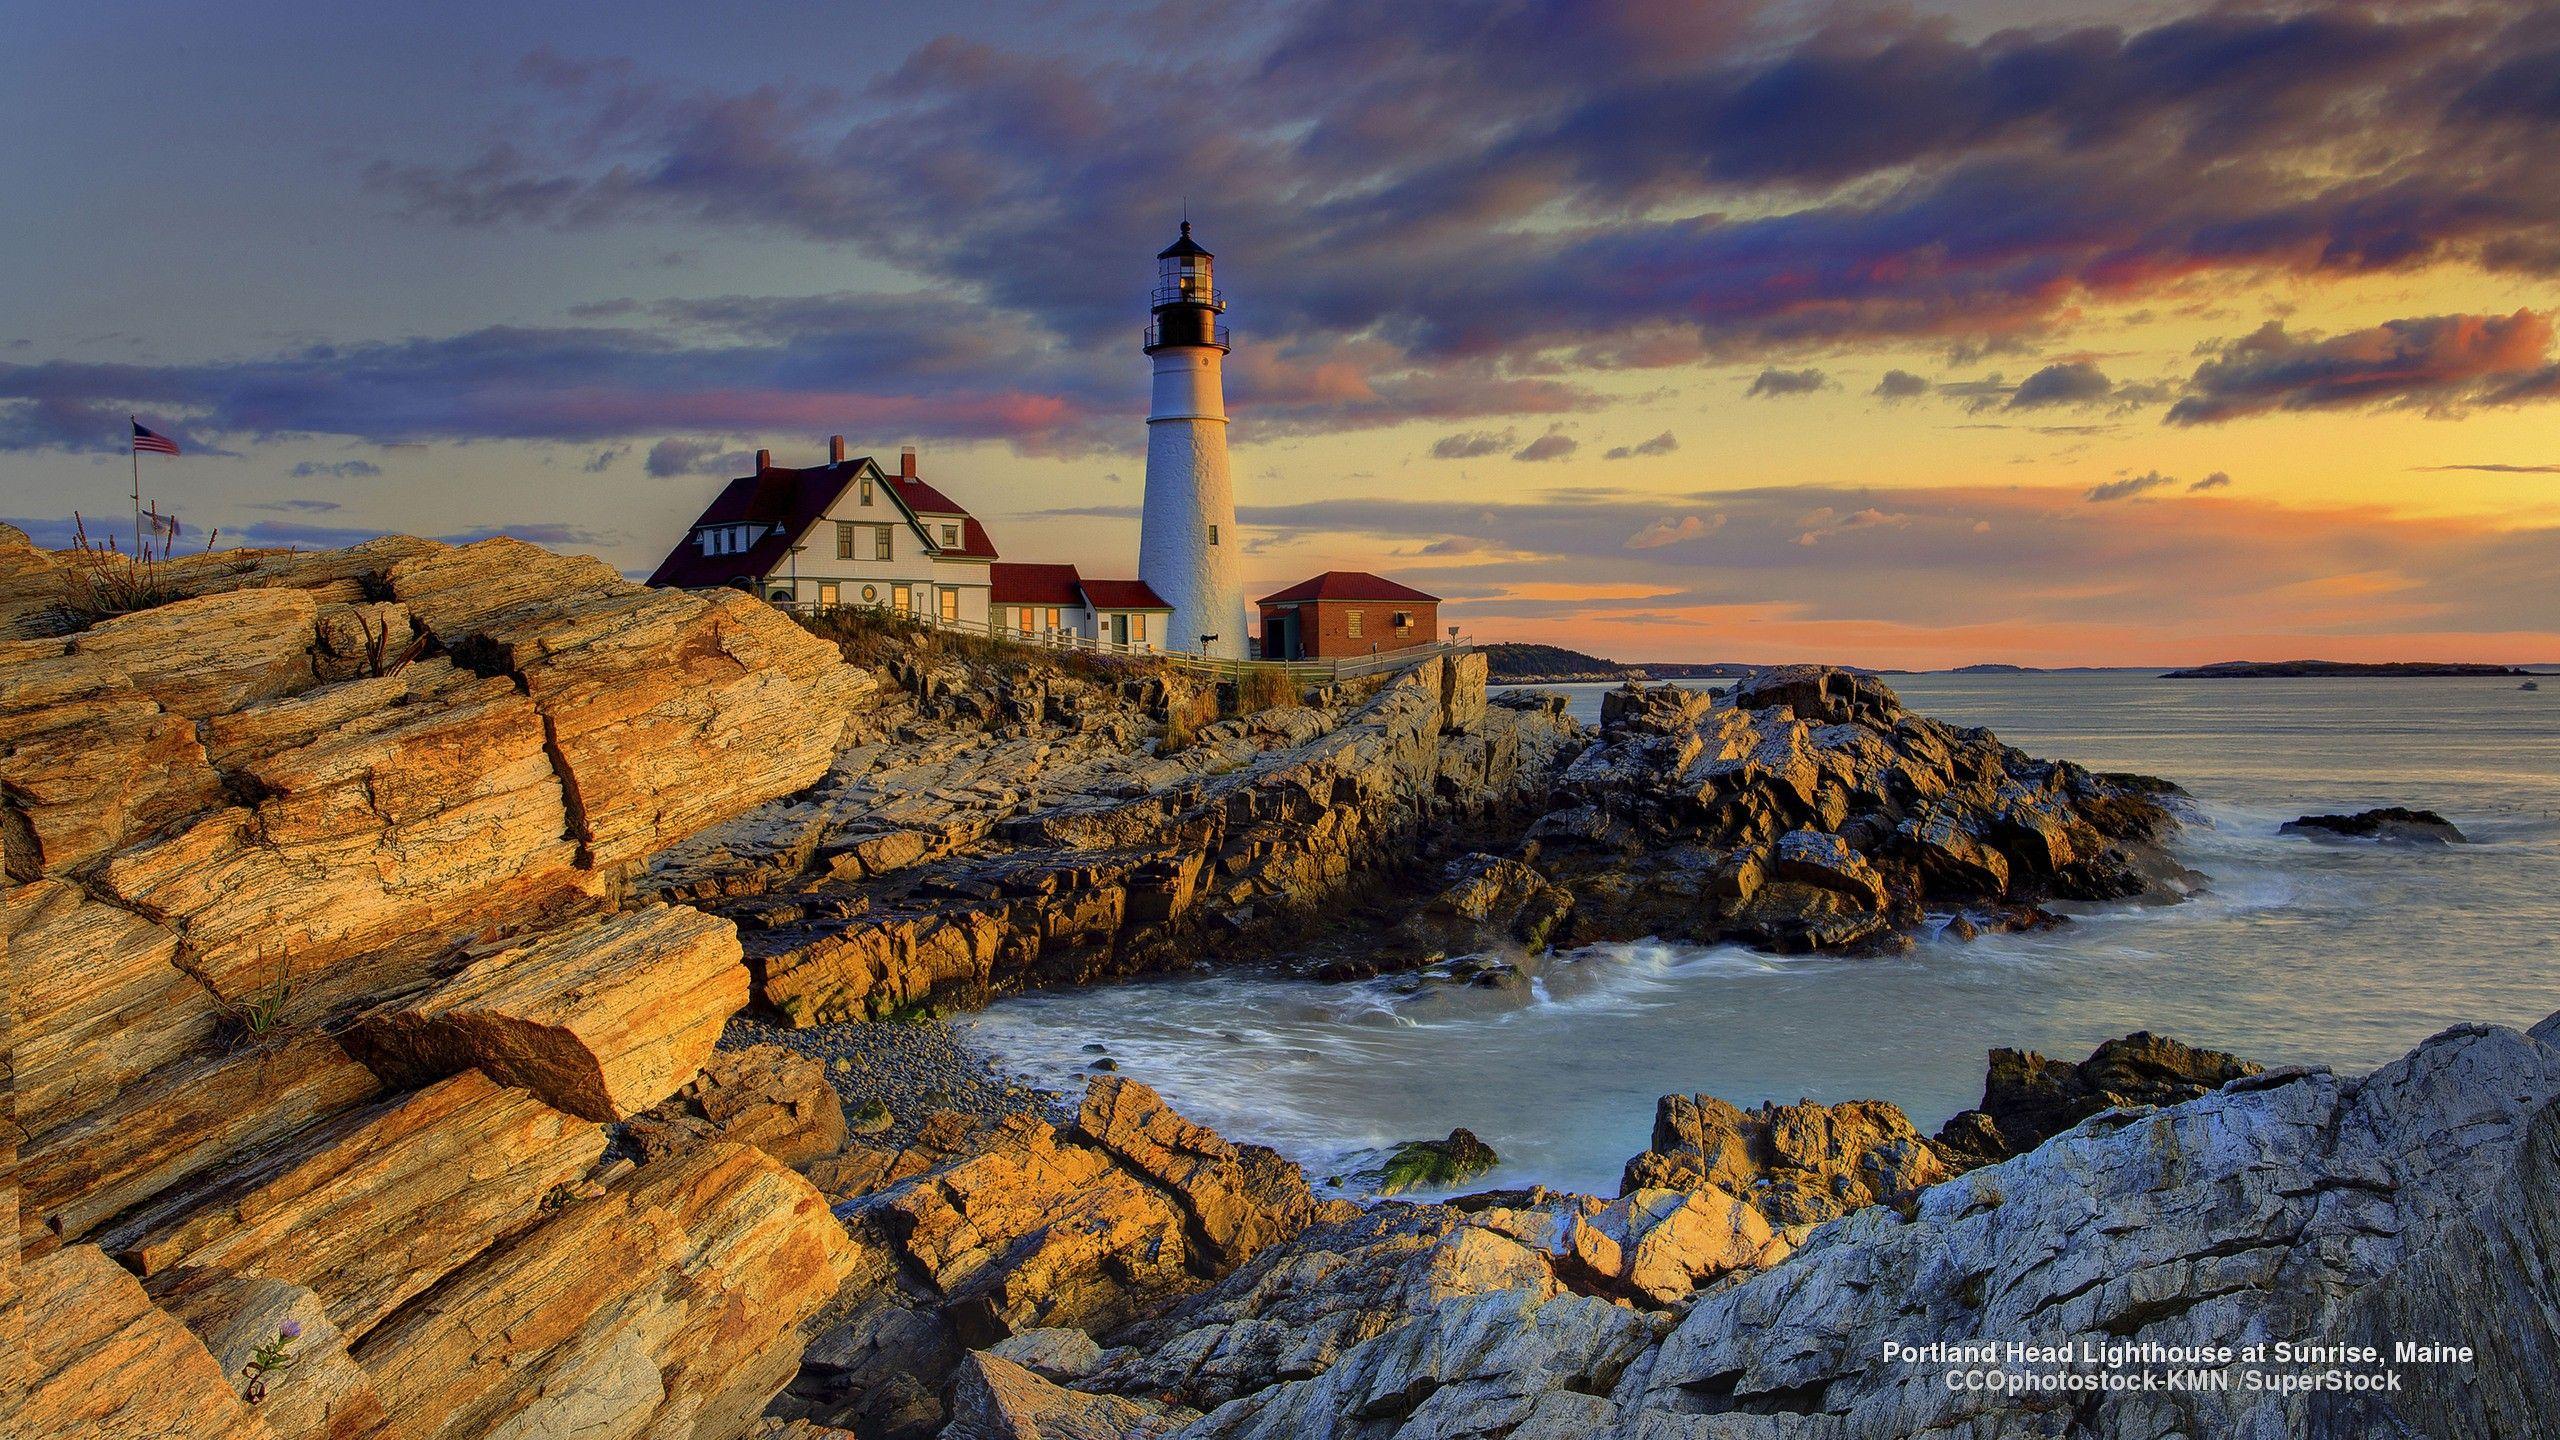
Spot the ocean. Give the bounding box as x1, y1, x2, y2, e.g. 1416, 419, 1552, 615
962, 672, 2560, 1195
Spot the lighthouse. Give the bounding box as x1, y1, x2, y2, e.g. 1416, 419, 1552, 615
1138, 222, 1246, 660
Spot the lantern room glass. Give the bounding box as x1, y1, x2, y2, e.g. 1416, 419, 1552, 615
1155, 253, 1218, 309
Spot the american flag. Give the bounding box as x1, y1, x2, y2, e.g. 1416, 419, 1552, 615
131, 421, 180, 456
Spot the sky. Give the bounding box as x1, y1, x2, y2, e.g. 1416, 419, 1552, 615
5, 0, 2557, 668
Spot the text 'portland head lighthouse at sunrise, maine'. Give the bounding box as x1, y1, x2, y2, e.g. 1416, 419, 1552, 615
1138, 221, 1248, 661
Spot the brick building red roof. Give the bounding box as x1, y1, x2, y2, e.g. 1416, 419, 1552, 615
1256, 571, 1440, 605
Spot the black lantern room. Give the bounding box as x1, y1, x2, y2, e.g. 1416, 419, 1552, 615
1144, 222, 1230, 353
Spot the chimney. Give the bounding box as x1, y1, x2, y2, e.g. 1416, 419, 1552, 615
829, 434, 846, 464
754, 448, 772, 473
900, 445, 918, 478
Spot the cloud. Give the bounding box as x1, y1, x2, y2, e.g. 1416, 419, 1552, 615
1431, 428, 1514, 459
2086, 471, 2179, 502
1604, 431, 1678, 460
248, 498, 343, 513
645, 437, 756, 477
1747, 368, 1830, 399
2188, 471, 2232, 492
289, 459, 383, 479
1873, 370, 1931, 402
1626, 513, 1722, 549
2167, 310, 2560, 425
582, 446, 627, 473
2008, 362, 2116, 410
1512, 430, 1578, 462
2412, 462, 2560, 474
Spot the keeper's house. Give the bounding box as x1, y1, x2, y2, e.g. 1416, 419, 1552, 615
648, 437, 1169, 650
1257, 571, 1441, 660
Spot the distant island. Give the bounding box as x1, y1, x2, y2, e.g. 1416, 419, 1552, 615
2161, 660, 2540, 679
1481, 642, 1758, 684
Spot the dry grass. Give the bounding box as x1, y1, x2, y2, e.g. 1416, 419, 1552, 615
1227, 666, 1303, 717
792, 605, 1173, 689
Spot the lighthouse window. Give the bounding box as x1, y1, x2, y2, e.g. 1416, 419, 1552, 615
1208, 524, 1220, 545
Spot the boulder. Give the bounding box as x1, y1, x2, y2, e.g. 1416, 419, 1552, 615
1360, 1129, 1501, 1196
0, 645, 224, 879
67, 586, 321, 718
1076, 1075, 1314, 1268
944, 1351, 1196, 1440
101, 1070, 606, 1341
349, 1141, 860, 1440
19, 1030, 384, 1254
344, 903, 748, 1121
1935, 1029, 2264, 1164
11, 1243, 278, 1439
986, 1327, 1105, 1381
1621, 1091, 1956, 1227
629, 1043, 850, 1170
4, 880, 215, 1149
2282, 805, 2468, 844
156, 1268, 387, 1440
96, 671, 589, 1011
1546, 1186, 1790, 1304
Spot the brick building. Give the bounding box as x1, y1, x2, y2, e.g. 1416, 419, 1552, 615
1256, 571, 1442, 660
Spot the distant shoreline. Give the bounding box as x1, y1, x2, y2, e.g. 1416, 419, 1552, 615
2158, 660, 2541, 679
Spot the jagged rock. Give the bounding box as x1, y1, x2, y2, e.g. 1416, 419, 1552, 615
1934, 1030, 2264, 1164
1523, 669, 2180, 954
987, 1327, 1106, 1380
392, 538, 873, 867
103, 1070, 606, 1340
20, 1030, 384, 1254
1173, 1285, 1661, 1440
1077, 1075, 1314, 1268
1091, 1204, 1561, 1412
1546, 1187, 1791, 1305
310, 600, 423, 683
67, 586, 321, 718
0, 641, 225, 878
1608, 1018, 2560, 1439
97, 669, 590, 1011
629, 1043, 850, 1170
4, 880, 214, 1150
12, 1243, 278, 1439
1620, 1091, 1956, 1227
351, 1141, 860, 1440
157, 1268, 387, 1440
945, 1351, 1196, 1439
345, 903, 748, 1121
2283, 805, 2469, 844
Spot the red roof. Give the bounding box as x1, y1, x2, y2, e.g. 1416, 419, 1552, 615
1256, 571, 1440, 605
646, 454, 1000, 588
990, 562, 1084, 606
1079, 579, 1170, 610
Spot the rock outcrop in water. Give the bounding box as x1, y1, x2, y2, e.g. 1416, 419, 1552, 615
2282, 805, 2469, 844
1392, 666, 2192, 960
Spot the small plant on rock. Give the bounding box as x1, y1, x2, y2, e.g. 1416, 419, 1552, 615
215, 954, 300, 1053
241, 1320, 300, 1404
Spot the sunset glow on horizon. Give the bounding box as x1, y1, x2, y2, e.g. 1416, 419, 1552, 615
6, 0, 2557, 668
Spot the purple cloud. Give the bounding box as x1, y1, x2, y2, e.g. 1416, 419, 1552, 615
2167, 310, 2560, 424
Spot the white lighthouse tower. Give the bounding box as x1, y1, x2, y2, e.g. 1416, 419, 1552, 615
1138, 222, 1247, 659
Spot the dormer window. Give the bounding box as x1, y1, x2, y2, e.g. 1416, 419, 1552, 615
941, 523, 959, 548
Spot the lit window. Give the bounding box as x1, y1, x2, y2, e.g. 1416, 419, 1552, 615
941, 523, 959, 547
819, 582, 840, 607
1131, 614, 1147, 642
860, 476, 874, 506
892, 583, 912, 612
875, 526, 893, 561
836, 521, 857, 560
1208, 523, 1220, 545
1347, 610, 1364, 638
939, 588, 959, 621
1046, 607, 1062, 631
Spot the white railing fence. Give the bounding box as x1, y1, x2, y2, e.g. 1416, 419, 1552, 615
779, 601, 1471, 684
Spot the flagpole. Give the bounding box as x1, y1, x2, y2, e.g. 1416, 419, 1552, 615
131, 415, 142, 557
